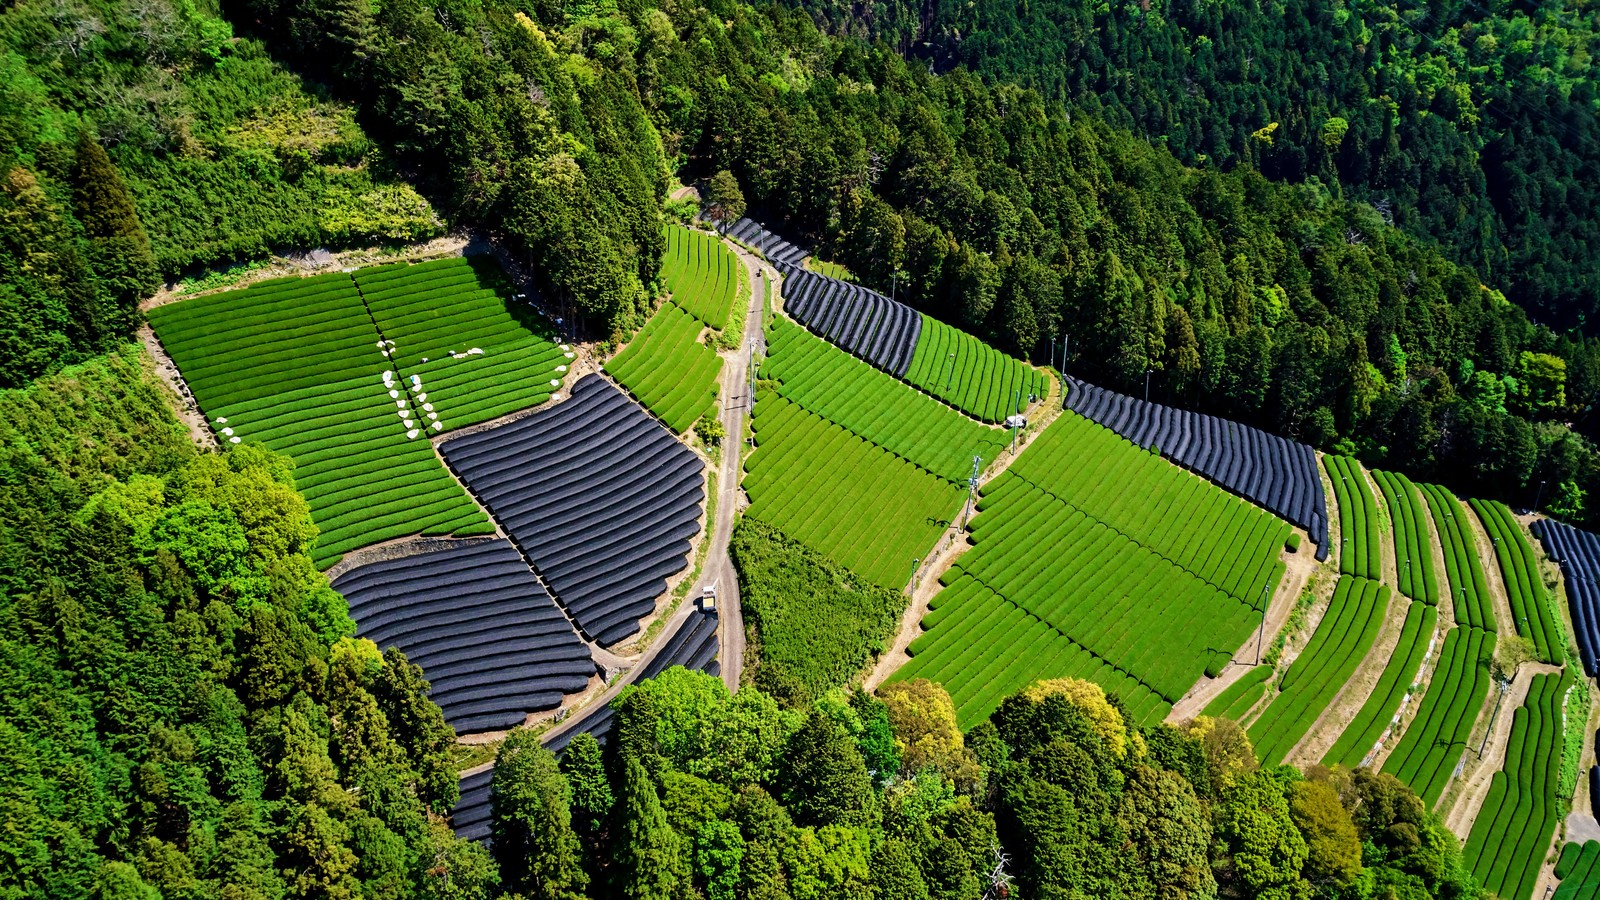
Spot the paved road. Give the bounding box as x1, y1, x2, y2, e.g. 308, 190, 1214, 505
704, 243, 768, 691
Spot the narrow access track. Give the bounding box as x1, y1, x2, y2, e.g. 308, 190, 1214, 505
704, 242, 769, 691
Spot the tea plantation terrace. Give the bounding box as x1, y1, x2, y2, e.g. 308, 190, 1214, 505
724, 216, 810, 267
449, 601, 719, 843
1531, 518, 1600, 676
1063, 375, 1329, 558
331, 539, 593, 734
775, 263, 922, 377
439, 375, 705, 647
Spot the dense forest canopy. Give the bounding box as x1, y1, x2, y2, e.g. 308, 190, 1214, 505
779, 0, 1600, 336
0, 352, 495, 899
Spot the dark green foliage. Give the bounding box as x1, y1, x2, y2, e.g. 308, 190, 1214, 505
0, 353, 484, 900
730, 516, 907, 703
0, 0, 442, 383
559, 731, 613, 840
782, 0, 1600, 339
491, 730, 588, 899
775, 709, 876, 829
613, 756, 687, 900
227, 0, 664, 337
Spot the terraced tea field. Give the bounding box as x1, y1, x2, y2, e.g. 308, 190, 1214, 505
903, 316, 1049, 423
662, 224, 742, 330
892, 409, 1291, 727
1373, 469, 1440, 604
1423, 483, 1496, 631
606, 300, 723, 434
1380, 625, 1495, 806
1473, 499, 1563, 662
1063, 375, 1330, 558
356, 257, 573, 428
1464, 669, 1576, 900
743, 392, 965, 590
1322, 600, 1437, 769
1247, 575, 1391, 765
761, 316, 1007, 482
1327, 455, 1382, 581
148, 272, 492, 567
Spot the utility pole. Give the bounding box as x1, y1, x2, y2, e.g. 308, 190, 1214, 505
943, 352, 958, 392
1535, 479, 1547, 512
1478, 673, 1511, 756
906, 557, 920, 594
960, 455, 982, 531
1010, 385, 1024, 455
1145, 368, 1152, 403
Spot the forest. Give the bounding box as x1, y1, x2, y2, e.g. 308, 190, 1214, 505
781, 0, 1600, 334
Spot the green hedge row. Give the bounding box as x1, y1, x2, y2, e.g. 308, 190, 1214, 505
1419, 484, 1497, 631
1471, 498, 1562, 663
1247, 575, 1390, 765
1323, 600, 1437, 769
1373, 469, 1440, 605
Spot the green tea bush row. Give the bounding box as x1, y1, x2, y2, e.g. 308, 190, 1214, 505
1472, 498, 1562, 662
1373, 469, 1440, 604
605, 300, 723, 434
1247, 575, 1391, 765
743, 392, 965, 590
1420, 484, 1497, 631
761, 316, 1006, 482
1201, 665, 1273, 721
1326, 455, 1382, 580
1464, 669, 1575, 900
1381, 625, 1496, 807
1323, 600, 1437, 769
903, 315, 1048, 423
